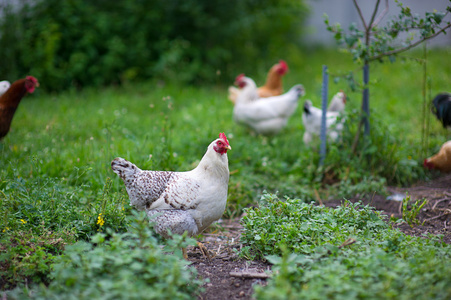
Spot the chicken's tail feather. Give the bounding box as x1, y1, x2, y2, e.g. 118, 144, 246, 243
111, 157, 141, 180
303, 100, 312, 115
432, 93, 451, 128
228, 86, 239, 103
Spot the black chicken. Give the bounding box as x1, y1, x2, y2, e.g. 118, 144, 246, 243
431, 93, 451, 129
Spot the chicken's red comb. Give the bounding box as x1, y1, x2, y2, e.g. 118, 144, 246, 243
423, 158, 434, 169
26, 76, 39, 84
235, 73, 245, 83
219, 132, 229, 146
279, 60, 288, 71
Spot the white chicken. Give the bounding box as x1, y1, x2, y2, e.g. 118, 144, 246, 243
0, 81, 11, 96
302, 94, 346, 145
111, 133, 231, 258
327, 91, 347, 112
233, 76, 305, 135
233, 74, 259, 104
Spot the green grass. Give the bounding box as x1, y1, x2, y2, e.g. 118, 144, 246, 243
1, 47, 451, 291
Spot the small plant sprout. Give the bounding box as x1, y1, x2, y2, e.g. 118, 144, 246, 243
402, 195, 427, 227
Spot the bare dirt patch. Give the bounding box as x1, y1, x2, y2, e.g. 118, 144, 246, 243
187, 218, 270, 300
188, 174, 451, 300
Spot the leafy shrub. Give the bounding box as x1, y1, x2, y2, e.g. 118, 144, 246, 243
241, 193, 451, 300
240, 193, 388, 259
0, 0, 308, 91
7, 212, 203, 300
0, 229, 70, 289
256, 243, 451, 300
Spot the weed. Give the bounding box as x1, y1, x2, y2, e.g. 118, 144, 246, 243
6, 212, 203, 299
240, 193, 388, 259
241, 193, 451, 300
0, 228, 70, 289
402, 195, 428, 227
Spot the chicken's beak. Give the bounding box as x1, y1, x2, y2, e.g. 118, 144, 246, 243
226, 145, 232, 150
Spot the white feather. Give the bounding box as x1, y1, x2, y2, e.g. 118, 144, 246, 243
0, 80, 11, 96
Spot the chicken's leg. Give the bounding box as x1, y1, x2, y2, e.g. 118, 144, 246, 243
196, 241, 211, 259
181, 242, 210, 259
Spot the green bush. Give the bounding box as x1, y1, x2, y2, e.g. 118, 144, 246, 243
256, 244, 451, 300
7, 212, 203, 300
240, 193, 451, 300
0, 229, 70, 289
240, 193, 388, 259
0, 0, 308, 91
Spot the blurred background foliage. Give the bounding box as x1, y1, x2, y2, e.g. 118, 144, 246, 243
0, 0, 308, 92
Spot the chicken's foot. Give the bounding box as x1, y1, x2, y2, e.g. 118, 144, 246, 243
196, 241, 211, 259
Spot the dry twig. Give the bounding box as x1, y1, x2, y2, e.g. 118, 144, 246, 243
432, 197, 451, 210
339, 238, 357, 249
314, 188, 323, 206
229, 271, 271, 279
424, 210, 451, 223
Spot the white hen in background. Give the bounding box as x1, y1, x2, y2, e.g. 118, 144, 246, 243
111, 133, 231, 258
232, 74, 259, 104
327, 91, 347, 112
0, 81, 11, 96
302, 97, 346, 145
233, 75, 305, 135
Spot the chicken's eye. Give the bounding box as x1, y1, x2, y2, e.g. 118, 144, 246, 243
218, 142, 222, 146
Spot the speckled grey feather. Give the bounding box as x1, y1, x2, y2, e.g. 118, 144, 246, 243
147, 209, 198, 238
111, 158, 177, 210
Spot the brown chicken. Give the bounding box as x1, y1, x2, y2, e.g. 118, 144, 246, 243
424, 141, 451, 173
0, 76, 39, 139
228, 60, 289, 104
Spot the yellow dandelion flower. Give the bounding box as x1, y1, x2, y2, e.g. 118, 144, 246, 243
20, 219, 27, 224
408, 155, 412, 160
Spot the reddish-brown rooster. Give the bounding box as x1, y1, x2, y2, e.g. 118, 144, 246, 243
424, 141, 451, 173
228, 60, 289, 104
0, 76, 39, 139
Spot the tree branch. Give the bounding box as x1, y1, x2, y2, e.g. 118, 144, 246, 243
366, 0, 381, 48
369, 23, 451, 61
353, 0, 368, 31
372, 0, 389, 26
368, 0, 382, 30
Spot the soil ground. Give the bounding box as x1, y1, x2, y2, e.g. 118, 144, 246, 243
188, 173, 451, 300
